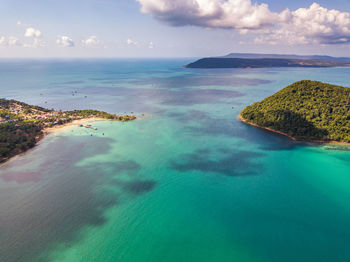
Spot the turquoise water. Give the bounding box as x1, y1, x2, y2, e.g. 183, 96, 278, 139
0, 60, 350, 262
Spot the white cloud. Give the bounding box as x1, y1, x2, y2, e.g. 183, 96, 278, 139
0, 36, 22, 47
137, 0, 350, 45
57, 36, 75, 47
0, 22, 47, 48
33, 39, 45, 47
8, 36, 21, 46
127, 39, 138, 45
82, 36, 101, 47
23, 39, 46, 48
148, 41, 154, 49
25, 27, 42, 38
23, 26, 45, 47
0, 37, 8, 46
137, 0, 278, 30
272, 3, 350, 45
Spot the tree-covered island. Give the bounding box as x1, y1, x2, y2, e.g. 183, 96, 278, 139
240, 80, 350, 144
0, 99, 136, 163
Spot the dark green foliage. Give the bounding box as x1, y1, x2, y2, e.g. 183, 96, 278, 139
0, 122, 42, 162
0, 99, 51, 112
241, 80, 350, 142
64, 110, 136, 121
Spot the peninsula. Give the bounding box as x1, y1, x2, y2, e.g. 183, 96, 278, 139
239, 80, 350, 144
186, 53, 350, 68
0, 99, 136, 163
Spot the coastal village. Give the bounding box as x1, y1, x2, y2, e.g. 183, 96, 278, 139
0, 99, 136, 127
0, 98, 137, 163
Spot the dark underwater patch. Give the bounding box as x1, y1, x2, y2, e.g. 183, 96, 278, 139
171, 148, 264, 177
168, 109, 299, 151
123, 180, 157, 195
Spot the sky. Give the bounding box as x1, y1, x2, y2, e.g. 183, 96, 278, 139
0, 0, 350, 58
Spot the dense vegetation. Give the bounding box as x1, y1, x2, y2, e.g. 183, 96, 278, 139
0, 99, 136, 162
240, 80, 350, 143
0, 99, 51, 112
0, 121, 42, 162
186, 58, 350, 68
64, 110, 135, 121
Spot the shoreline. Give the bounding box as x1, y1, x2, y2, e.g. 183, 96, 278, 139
238, 114, 350, 146
43, 117, 108, 135
0, 117, 133, 166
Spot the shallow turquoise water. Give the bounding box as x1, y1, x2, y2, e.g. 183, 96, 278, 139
0, 60, 350, 262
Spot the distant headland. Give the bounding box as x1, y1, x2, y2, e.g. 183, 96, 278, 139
185, 53, 350, 68
239, 80, 350, 144
0, 99, 136, 163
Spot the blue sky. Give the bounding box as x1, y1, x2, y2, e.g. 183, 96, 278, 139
0, 0, 350, 57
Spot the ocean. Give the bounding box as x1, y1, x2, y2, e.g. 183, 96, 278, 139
0, 59, 350, 262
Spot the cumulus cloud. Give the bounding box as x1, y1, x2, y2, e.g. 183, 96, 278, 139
22, 38, 46, 48
265, 3, 350, 45
8, 36, 21, 46
24, 27, 42, 38
0, 36, 22, 47
137, 0, 278, 29
28, 39, 46, 48
0, 37, 7, 46
127, 39, 138, 45
57, 36, 75, 47
137, 0, 350, 45
82, 36, 101, 47
23, 26, 45, 47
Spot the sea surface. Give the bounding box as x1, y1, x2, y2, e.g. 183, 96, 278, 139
0, 59, 350, 262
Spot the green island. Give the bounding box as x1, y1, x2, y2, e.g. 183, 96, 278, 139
0, 99, 136, 163
240, 80, 350, 144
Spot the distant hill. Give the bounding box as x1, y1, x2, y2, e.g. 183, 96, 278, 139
185, 53, 350, 68
240, 80, 350, 143
221, 53, 350, 62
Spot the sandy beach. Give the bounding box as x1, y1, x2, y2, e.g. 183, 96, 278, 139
43, 117, 108, 135
0, 117, 116, 167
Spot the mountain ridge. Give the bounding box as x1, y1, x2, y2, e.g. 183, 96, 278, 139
220, 53, 350, 61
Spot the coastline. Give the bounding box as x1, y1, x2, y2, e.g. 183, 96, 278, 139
0, 117, 130, 166
238, 114, 350, 146
43, 117, 108, 135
